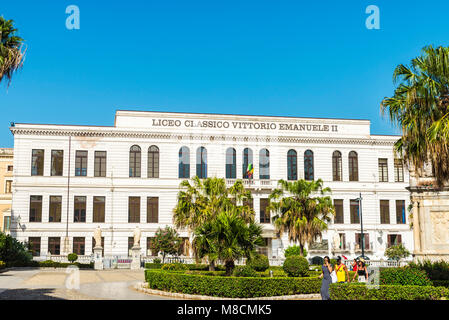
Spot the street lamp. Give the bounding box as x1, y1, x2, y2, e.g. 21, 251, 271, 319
355, 193, 365, 258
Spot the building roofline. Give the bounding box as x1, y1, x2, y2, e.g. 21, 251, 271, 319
114, 109, 372, 123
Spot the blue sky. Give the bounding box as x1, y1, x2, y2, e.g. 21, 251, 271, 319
1, 0, 449, 147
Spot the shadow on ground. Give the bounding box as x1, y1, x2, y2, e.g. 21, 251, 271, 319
0, 288, 66, 300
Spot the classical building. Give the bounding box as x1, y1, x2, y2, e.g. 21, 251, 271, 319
9, 110, 412, 260
0, 148, 13, 234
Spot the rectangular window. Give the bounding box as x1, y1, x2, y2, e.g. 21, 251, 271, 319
94, 151, 107, 177
128, 197, 140, 223
338, 233, 346, 250
350, 199, 360, 224
394, 159, 404, 182
93, 196, 105, 223
380, 200, 390, 224
387, 234, 402, 248
396, 200, 406, 224
147, 197, 159, 223
74, 196, 86, 222
75, 150, 88, 176
128, 237, 134, 255
31, 149, 44, 176
51, 150, 64, 176
355, 233, 370, 250
146, 237, 155, 256
28, 237, 41, 256
3, 216, 11, 232
378, 158, 388, 182
259, 198, 270, 224
334, 199, 344, 224
5, 180, 12, 193
29, 195, 42, 222
49, 196, 62, 222
73, 237, 85, 255
7, 165, 13, 172
48, 237, 61, 255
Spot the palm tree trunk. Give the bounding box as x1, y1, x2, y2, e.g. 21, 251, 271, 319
300, 244, 304, 257
209, 259, 216, 271
225, 259, 235, 276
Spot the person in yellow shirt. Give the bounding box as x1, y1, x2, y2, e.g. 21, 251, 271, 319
334, 256, 350, 283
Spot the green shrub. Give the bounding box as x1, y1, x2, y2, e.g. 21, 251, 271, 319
153, 258, 162, 264
0, 233, 33, 267
380, 267, 432, 286
37, 260, 93, 269
233, 265, 258, 277
247, 254, 269, 272
284, 245, 307, 258
329, 282, 449, 300
330, 259, 337, 266
145, 262, 163, 269
433, 280, 449, 288
67, 253, 78, 263
311, 256, 324, 265
283, 255, 309, 277
409, 260, 449, 281
0, 260, 6, 269
259, 268, 287, 277
161, 262, 188, 271
145, 269, 321, 298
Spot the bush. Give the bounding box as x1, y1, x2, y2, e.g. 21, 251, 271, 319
0, 260, 6, 269
0, 232, 33, 267
145, 262, 163, 269
409, 260, 449, 281
311, 256, 324, 265
153, 258, 162, 264
67, 253, 78, 263
284, 245, 307, 258
384, 244, 411, 260
247, 254, 269, 272
329, 282, 449, 300
432, 280, 449, 288
145, 269, 321, 298
233, 265, 258, 277
330, 258, 337, 266
38, 260, 93, 269
380, 267, 432, 286
283, 255, 309, 277
161, 262, 188, 271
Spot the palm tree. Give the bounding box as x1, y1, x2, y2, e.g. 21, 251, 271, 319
0, 17, 26, 87
174, 177, 255, 270
196, 210, 264, 275
381, 45, 449, 187
173, 177, 254, 231
268, 179, 334, 256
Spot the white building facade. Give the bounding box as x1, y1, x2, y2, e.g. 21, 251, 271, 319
9, 110, 413, 261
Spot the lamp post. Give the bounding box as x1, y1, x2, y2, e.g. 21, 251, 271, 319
356, 193, 365, 258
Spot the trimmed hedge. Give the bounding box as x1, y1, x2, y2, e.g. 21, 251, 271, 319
233, 265, 258, 277
433, 280, 449, 288
329, 282, 449, 300
0, 261, 5, 269
380, 267, 432, 286
283, 255, 309, 277
38, 260, 93, 269
145, 269, 321, 298
145, 263, 225, 271
246, 254, 269, 272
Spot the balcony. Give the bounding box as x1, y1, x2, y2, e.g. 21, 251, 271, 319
354, 241, 374, 253
225, 179, 277, 189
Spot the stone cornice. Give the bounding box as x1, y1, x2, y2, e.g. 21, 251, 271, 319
10, 127, 398, 146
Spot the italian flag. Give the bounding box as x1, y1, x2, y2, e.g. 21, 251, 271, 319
246, 163, 254, 178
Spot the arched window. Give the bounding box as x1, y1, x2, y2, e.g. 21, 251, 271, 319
348, 151, 358, 181
178, 147, 190, 179
129, 145, 141, 177
196, 147, 207, 178
287, 149, 297, 181
148, 145, 159, 178
304, 150, 314, 181
242, 148, 253, 179
225, 148, 236, 179
259, 149, 270, 179
332, 151, 342, 181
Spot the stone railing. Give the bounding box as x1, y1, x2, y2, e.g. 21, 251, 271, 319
47, 255, 93, 264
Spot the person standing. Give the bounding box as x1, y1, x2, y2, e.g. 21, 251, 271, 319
319, 256, 333, 300
335, 256, 350, 283
352, 259, 368, 283
351, 258, 358, 272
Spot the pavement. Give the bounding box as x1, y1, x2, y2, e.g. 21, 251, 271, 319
0, 268, 172, 300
